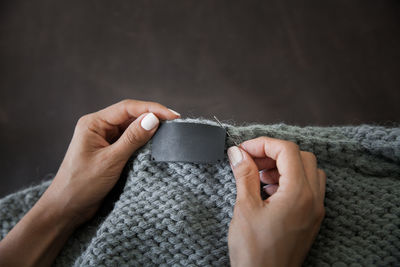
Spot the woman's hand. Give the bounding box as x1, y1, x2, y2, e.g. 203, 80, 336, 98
0, 99, 180, 267
227, 137, 326, 267
40, 99, 180, 226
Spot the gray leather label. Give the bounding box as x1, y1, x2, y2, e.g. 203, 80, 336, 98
151, 122, 226, 163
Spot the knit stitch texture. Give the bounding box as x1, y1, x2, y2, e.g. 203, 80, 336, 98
1, 119, 399, 266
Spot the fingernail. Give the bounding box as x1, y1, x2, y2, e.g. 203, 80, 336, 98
141, 113, 159, 131
263, 184, 278, 195
168, 108, 181, 117
227, 146, 243, 167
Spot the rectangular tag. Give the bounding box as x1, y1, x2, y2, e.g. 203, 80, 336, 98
151, 122, 226, 163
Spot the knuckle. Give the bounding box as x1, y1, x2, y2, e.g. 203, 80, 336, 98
147, 100, 161, 106
118, 99, 138, 109
120, 99, 132, 105
76, 114, 92, 128
77, 114, 88, 124
282, 141, 300, 153
120, 99, 134, 108
299, 187, 314, 207
124, 127, 142, 145
237, 165, 256, 181
303, 151, 317, 163
144, 101, 165, 111
124, 99, 166, 112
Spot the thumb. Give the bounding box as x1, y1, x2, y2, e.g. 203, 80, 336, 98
111, 112, 159, 161
228, 146, 262, 204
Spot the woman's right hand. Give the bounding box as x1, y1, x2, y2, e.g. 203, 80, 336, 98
227, 137, 326, 267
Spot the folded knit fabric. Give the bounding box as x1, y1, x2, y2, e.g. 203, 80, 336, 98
1, 119, 399, 266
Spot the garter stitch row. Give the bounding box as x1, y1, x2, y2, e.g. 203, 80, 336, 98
1, 119, 399, 266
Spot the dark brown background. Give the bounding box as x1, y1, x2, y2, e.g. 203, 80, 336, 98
1, 0, 399, 197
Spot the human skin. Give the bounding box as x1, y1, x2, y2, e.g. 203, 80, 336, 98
227, 138, 326, 267
0, 100, 326, 267
0, 99, 180, 266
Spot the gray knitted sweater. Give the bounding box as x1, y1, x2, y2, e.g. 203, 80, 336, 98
1, 119, 399, 266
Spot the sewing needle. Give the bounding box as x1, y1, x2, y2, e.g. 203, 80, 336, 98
213, 115, 240, 146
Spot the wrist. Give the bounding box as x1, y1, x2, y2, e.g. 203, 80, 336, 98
39, 173, 99, 228
34, 195, 80, 233
36, 176, 89, 230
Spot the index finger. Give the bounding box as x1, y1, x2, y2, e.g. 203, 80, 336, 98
240, 137, 306, 190
95, 99, 180, 126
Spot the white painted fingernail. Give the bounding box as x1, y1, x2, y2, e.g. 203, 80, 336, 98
263, 184, 278, 195
227, 146, 243, 167
141, 113, 159, 131
168, 108, 181, 116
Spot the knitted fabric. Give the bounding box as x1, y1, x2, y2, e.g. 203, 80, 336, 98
1, 119, 399, 266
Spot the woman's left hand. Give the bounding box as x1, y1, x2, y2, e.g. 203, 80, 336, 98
40, 99, 180, 226
0, 99, 180, 267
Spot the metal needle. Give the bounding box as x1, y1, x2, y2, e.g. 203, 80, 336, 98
213, 115, 240, 146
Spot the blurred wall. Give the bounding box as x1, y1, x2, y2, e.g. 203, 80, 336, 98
1, 0, 399, 197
